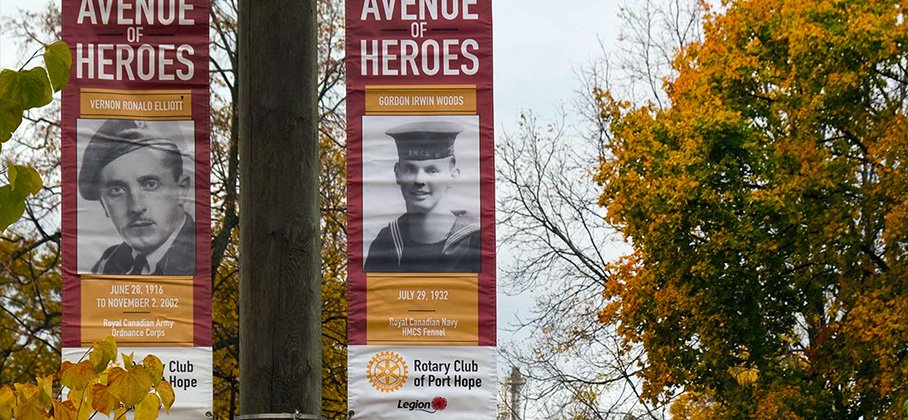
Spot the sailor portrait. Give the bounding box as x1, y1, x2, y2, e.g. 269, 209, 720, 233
364, 120, 481, 273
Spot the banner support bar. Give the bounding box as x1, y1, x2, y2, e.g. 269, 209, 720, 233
234, 412, 322, 420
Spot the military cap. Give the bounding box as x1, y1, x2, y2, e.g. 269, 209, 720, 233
79, 120, 181, 201
386, 121, 463, 160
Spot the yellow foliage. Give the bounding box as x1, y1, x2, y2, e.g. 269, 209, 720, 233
63, 388, 89, 420
89, 384, 117, 416
727, 365, 759, 385
88, 338, 117, 373
14, 402, 48, 420
58, 363, 93, 392
155, 381, 174, 414
670, 391, 718, 419
141, 356, 164, 384
0, 337, 174, 419
107, 366, 153, 408
34, 377, 52, 409
0, 387, 13, 420
51, 400, 76, 420
134, 393, 160, 420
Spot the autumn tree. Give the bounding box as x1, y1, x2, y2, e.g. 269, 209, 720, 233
496, 0, 702, 417
598, 0, 908, 418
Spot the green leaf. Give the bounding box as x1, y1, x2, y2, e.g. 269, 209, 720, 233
0, 185, 26, 232
9, 164, 42, 199
44, 41, 72, 92
0, 68, 53, 110
0, 165, 42, 231
0, 98, 22, 143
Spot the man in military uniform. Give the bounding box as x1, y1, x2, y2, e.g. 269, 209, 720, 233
364, 120, 481, 273
79, 119, 195, 275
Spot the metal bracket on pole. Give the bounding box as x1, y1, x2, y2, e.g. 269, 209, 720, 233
234, 411, 322, 420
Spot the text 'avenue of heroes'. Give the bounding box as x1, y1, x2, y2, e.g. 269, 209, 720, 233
74, 0, 198, 81
358, 0, 483, 77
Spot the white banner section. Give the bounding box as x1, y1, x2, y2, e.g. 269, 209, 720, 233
349, 346, 496, 419
63, 346, 212, 418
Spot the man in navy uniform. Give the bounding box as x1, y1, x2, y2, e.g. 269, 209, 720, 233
364, 121, 481, 273
79, 120, 195, 275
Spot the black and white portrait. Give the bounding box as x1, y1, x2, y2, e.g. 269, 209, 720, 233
77, 119, 196, 276
362, 115, 481, 273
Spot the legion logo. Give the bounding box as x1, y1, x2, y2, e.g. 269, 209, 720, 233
398, 396, 448, 413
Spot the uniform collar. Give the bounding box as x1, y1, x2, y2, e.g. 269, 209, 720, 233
132, 213, 187, 274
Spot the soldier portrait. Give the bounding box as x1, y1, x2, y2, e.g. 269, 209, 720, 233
362, 116, 481, 273
77, 119, 196, 276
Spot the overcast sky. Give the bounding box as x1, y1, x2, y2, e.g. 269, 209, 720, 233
1, 0, 619, 131
493, 0, 619, 128
0, 0, 621, 374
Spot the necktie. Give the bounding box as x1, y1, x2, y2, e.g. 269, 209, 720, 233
130, 254, 148, 275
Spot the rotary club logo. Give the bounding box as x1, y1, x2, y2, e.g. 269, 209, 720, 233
367, 351, 409, 393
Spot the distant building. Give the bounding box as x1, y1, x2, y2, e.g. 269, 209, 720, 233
498, 366, 526, 420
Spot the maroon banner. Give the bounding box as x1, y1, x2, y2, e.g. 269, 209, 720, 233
62, 0, 211, 415
347, 0, 496, 347
347, 1, 497, 417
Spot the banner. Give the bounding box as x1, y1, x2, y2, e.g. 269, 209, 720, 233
61, 1, 212, 416
346, 1, 496, 418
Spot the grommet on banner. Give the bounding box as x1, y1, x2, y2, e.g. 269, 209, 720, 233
234, 411, 322, 420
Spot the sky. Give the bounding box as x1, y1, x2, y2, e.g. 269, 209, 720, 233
1, 0, 621, 126
0, 0, 622, 378
493, 0, 619, 129
0, 0, 49, 67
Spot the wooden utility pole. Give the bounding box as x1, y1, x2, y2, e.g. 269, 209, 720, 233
238, 0, 321, 417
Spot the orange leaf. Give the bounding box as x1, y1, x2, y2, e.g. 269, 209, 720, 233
51, 400, 77, 420
89, 383, 118, 417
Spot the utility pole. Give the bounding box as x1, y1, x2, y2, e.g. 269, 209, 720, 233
238, 0, 321, 417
